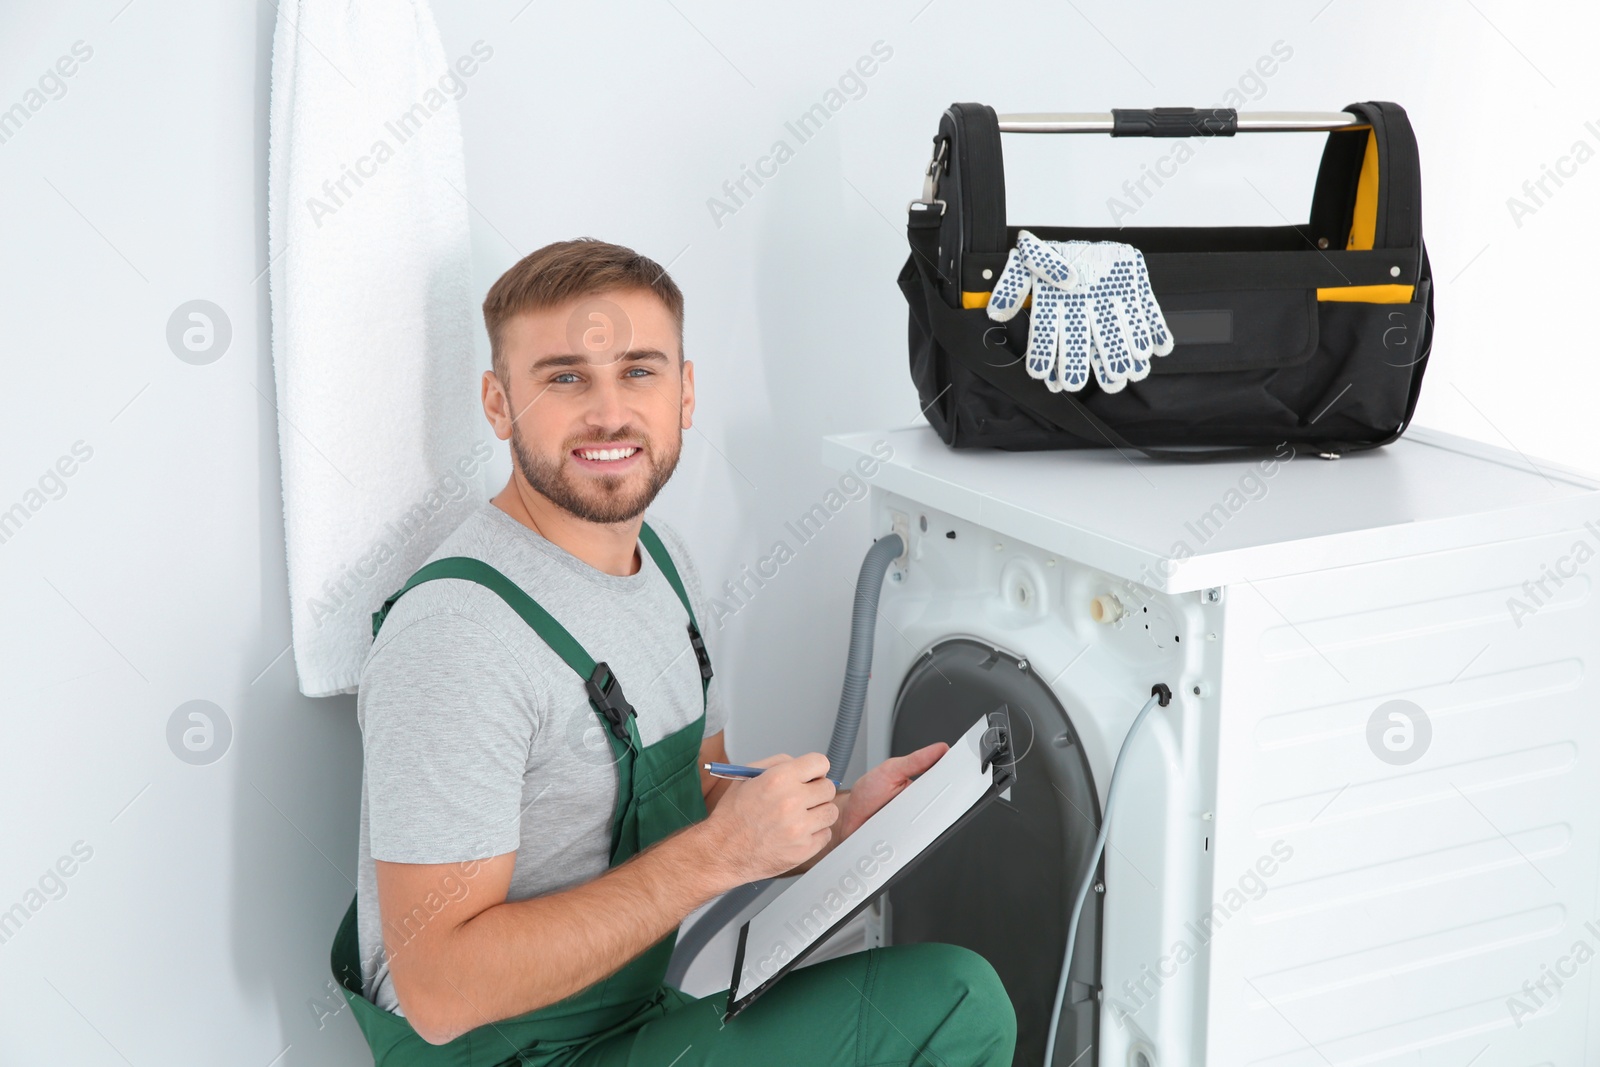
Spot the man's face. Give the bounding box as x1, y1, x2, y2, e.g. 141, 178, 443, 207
486, 287, 693, 524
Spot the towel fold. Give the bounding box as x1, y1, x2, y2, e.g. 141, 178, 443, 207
268, 0, 488, 697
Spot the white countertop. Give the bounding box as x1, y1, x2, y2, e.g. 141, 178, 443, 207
821, 425, 1600, 593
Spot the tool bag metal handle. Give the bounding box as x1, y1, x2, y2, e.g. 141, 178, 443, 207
911, 100, 1418, 265
997, 109, 1362, 135
910, 108, 1374, 211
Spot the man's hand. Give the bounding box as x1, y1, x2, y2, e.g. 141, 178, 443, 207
835, 742, 947, 841
692, 752, 838, 884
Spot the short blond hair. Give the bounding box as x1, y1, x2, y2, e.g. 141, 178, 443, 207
482, 237, 684, 384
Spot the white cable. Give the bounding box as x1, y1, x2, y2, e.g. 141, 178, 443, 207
1043, 690, 1165, 1067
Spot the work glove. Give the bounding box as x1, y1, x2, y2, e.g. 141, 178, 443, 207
1055, 239, 1174, 388
986, 232, 1173, 393
986, 232, 1096, 392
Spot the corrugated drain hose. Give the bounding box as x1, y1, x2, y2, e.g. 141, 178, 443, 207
664, 533, 905, 988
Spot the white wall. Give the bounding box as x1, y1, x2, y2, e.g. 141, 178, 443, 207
1, 1, 1596, 1063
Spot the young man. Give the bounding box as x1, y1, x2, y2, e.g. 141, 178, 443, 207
340, 238, 1017, 1065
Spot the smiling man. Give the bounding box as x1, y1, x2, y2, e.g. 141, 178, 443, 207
331, 238, 1017, 1067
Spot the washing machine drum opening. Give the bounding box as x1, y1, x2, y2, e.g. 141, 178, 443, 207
888, 639, 1101, 1067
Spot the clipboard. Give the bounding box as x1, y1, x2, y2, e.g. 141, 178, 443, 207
724, 707, 1016, 1021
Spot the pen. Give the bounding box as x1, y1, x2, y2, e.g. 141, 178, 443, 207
704, 761, 842, 789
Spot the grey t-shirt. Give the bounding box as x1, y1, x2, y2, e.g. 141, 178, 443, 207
353, 501, 727, 1013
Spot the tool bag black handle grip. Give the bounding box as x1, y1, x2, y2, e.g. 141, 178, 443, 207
1110, 107, 1237, 136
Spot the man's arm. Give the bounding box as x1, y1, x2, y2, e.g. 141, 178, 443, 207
697, 730, 948, 876
783, 742, 947, 874
378, 751, 838, 1045
698, 731, 844, 877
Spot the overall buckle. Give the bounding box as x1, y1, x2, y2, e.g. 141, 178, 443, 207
688, 622, 714, 682
585, 661, 636, 741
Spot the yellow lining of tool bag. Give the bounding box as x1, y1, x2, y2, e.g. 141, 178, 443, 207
963, 291, 1034, 309
1346, 129, 1380, 251
1315, 283, 1413, 303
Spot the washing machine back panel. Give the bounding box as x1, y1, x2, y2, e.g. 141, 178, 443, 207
868, 491, 1223, 1066
1205, 529, 1600, 1064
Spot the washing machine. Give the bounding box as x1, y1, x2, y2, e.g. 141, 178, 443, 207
824, 424, 1600, 1066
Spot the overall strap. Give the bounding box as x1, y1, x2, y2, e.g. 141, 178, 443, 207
638, 521, 714, 702
371, 557, 640, 770
371, 555, 642, 857
374, 557, 590, 671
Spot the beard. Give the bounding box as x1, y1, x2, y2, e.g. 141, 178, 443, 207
510, 423, 681, 524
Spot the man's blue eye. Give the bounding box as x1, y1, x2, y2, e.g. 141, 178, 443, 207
553, 372, 580, 383
626, 367, 652, 377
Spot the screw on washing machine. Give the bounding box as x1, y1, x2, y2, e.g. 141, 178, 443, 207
1016, 659, 1027, 671
890, 570, 903, 583
1203, 587, 1222, 604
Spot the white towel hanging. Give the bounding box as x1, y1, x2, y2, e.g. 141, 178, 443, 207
268, 0, 488, 697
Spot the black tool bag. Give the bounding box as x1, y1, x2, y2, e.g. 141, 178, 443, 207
899, 103, 1434, 460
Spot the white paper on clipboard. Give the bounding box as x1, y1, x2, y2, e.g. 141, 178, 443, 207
725, 710, 1014, 1020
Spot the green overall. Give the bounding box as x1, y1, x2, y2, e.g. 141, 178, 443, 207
331, 523, 1017, 1067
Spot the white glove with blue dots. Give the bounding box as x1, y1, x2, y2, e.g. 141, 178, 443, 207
986, 231, 1173, 393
